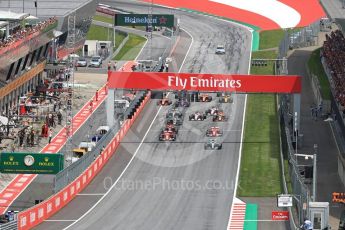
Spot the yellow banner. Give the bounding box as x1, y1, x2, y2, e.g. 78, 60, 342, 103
0, 61, 46, 99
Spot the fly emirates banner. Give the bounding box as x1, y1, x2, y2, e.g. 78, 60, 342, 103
108, 72, 301, 93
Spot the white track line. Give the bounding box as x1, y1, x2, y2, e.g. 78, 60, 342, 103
64, 103, 165, 229
76, 193, 105, 196
178, 28, 193, 73
134, 38, 148, 61
63, 27, 194, 230
45, 220, 77, 222
227, 25, 253, 230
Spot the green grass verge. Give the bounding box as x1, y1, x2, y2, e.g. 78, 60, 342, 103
258, 28, 301, 50
86, 25, 126, 50
251, 50, 277, 75
238, 49, 282, 197
93, 15, 114, 24
238, 94, 282, 196
308, 48, 331, 100
86, 24, 113, 41
114, 34, 146, 60
259, 29, 285, 50
115, 32, 126, 50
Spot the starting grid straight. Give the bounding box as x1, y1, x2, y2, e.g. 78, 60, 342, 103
106, 71, 302, 132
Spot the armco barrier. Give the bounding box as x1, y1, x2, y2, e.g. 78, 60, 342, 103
17, 92, 151, 230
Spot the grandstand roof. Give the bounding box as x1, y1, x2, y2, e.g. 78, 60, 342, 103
0, 11, 29, 21
0, 21, 8, 28
0, 0, 93, 18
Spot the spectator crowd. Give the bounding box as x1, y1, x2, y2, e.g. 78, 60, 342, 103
322, 30, 345, 107
0, 17, 57, 51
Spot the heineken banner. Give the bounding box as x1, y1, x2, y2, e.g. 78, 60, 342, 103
115, 14, 174, 27
0, 152, 64, 174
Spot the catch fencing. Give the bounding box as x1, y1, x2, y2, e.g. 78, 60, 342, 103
279, 20, 321, 57
279, 95, 310, 228
277, 23, 317, 228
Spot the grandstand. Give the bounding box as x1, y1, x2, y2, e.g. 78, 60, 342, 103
0, 0, 97, 115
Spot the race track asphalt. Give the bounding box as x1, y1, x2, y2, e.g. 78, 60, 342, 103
34, 1, 252, 229
8, 5, 171, 213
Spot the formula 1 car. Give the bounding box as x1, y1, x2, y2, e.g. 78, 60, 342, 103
204, 139, 222, 150
164, 123, 179, 134
159, 130, 176, 141
174, 98, 190, 108
219, 95, 233, 103
157, 98, 172, 106
197, 94, 212, 102
166, 117, 183, 126
189, 111, 207, 121
205, 106, 223, 116
206, 127, 223, 137
212, 111, 228, 122
166, 109, 183, 119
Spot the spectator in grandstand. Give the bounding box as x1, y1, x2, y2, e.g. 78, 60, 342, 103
322, 30, 345, 107
0, 17, 57, 51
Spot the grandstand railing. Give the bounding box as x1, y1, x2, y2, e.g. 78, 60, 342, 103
0, 20, 57, 56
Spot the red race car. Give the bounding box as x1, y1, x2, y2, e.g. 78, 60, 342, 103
157, 98, 172, 106
206, 127, 223, 137
197, 94, 212, 102
165, 123, 178, 134
212, 111, 228, 122
159, 130, 176, 141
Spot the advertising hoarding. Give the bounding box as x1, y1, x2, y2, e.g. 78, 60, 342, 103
115, 14, 174, 27
0, 152, 64, 174
108, 72, 302, 93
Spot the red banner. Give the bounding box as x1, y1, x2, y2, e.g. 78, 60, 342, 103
272, 211, 289, 221
108, 72, 301, 93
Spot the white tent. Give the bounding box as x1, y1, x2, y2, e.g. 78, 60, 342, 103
0, 116, 9, 125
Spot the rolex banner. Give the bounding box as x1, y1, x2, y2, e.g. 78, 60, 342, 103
0, 152, 64, 174
115, 14, 174, 27
108, 72, 302, 93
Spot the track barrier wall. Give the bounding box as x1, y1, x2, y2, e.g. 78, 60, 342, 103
16, 92, 151, 230
53, 90, 148, 192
